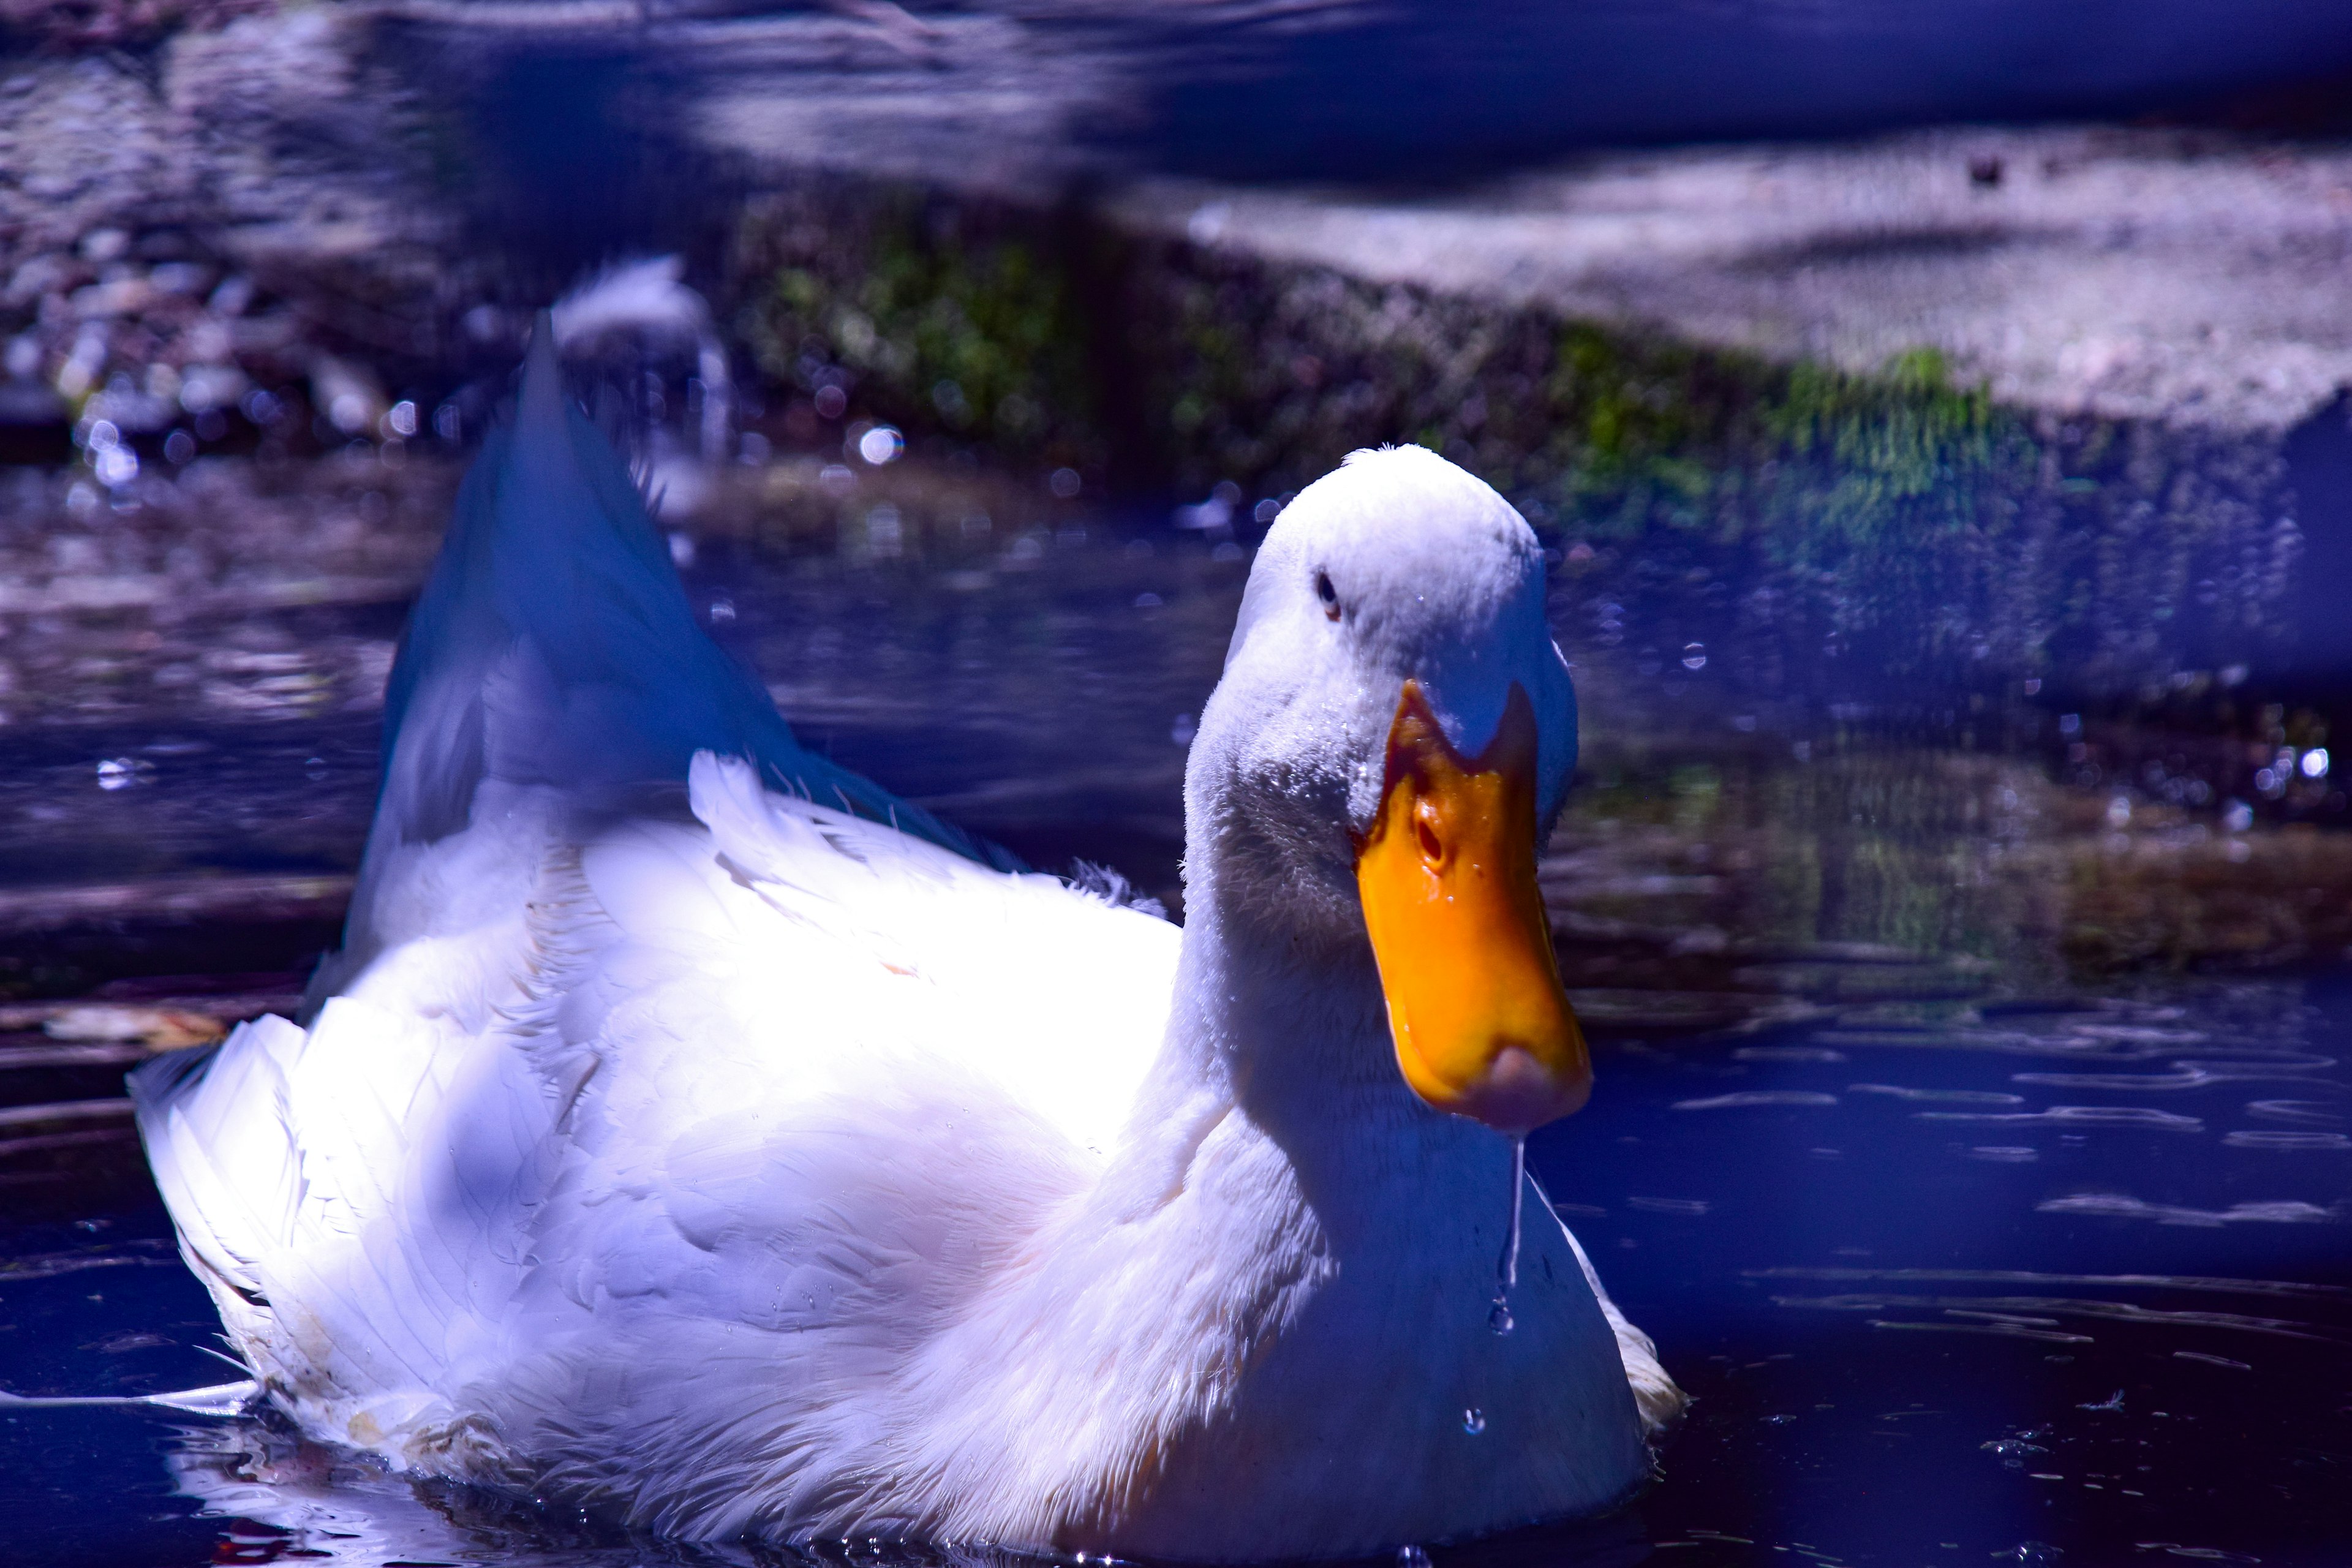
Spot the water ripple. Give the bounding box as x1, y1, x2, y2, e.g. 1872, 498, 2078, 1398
2220, 1130, 2352, 1151
2037, 1193, 2340, 1226
2246, 1099, 2345, 1123
1849, 1084, 2024, 1104
1774, 1291, 2347, 1343
1916, 1105, 2204, 1129
2011, 1057, 2335, 1091
1672, 1090, 1841, 1110
1747, 1267, 2352, 1300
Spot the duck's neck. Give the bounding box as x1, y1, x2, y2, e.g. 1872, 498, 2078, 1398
913, 860, 1646, 1555
1102, 858, 1463, 1223
1115, 859, 1541, 1349
1176, 896, 1389, 1120
968, 874, 1640, 1555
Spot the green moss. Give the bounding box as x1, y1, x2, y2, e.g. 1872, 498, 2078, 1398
733, 189, 1099, 469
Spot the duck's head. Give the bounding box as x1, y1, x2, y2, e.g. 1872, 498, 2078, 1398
1193, 445, 1587, 1137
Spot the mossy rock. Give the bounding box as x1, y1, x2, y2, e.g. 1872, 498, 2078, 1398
724, 186, 2294, 708
731, 185, 1104, 473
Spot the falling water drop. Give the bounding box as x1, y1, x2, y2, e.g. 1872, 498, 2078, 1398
1461, 1408, 1486, 1435
1497, 1136, 1526, 1288
1479, 1137, 1528, 1338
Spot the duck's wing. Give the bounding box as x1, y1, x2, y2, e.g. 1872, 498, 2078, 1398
130, 318, 1178, 1502
503, 759, 1180, 1534
130, 1000, 555, 1464
132, 758, 1178, 1499
668, 750, 1178, 1155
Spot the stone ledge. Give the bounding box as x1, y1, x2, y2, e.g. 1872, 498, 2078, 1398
1112, 127, 2352, 437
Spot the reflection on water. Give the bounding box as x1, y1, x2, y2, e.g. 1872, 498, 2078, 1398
1553, 981, 2352, 1564
1, 451, 2350, 1564
4, 449, 2345, 980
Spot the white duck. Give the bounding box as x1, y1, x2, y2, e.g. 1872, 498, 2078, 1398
130, 329, 1681, 1559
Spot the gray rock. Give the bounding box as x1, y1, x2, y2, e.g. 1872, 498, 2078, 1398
1111, 129, 2352, 436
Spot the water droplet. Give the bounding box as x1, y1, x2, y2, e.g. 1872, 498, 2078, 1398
1461, 1408, 1485, 1434
1498, 1137, 1525, 1292
1397, 1549, 1431, 1568
92, 443, 138, 488
1487, 1301, 1513, 1336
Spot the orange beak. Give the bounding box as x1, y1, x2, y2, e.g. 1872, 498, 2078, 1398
1354, 679, 1590, 1136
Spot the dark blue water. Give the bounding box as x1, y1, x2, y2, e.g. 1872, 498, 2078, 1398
4, 976, 2347, 1564
2, 494, 2350, 1566
1555, 986, 2352, 1562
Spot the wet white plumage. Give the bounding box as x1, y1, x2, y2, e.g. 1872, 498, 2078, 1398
132, 331, 1678, 1559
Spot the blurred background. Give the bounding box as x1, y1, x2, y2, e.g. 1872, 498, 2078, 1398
4, 2, 2352, 1564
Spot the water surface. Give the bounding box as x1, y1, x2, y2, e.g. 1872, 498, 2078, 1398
1, 454, 2348, 1565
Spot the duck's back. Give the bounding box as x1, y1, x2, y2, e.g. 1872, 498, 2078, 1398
130, 331, 1179, 1531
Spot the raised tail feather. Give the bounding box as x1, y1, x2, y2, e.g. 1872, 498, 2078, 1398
381, 319, 1009, 862
331, 319, 1016, 988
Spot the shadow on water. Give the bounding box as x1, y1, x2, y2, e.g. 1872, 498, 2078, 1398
1114, 0, 2352, 180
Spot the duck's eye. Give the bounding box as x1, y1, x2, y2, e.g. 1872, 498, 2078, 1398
1314, 570, 1340, 620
